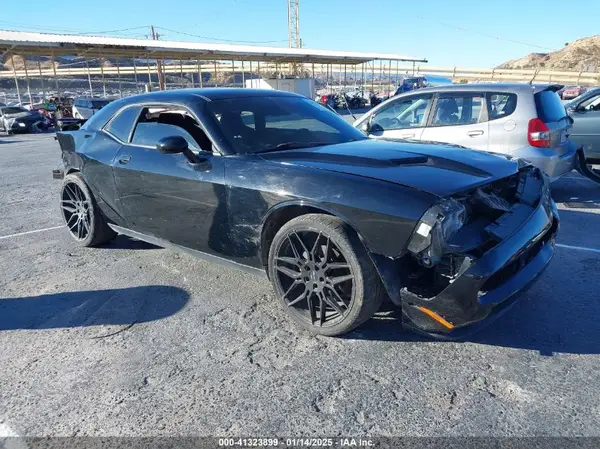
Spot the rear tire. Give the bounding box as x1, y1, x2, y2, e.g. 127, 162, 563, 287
60, 173, 117, 247
268, 214, 384, 336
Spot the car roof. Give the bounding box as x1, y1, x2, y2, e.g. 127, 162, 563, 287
405, 83, 562, 95
117, 88, 302, 105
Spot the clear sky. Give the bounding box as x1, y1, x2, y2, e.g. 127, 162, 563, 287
1, 0, 598, 67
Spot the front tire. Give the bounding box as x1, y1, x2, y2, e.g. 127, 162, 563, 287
268, 214, 384, 336
60, 173, 117, 247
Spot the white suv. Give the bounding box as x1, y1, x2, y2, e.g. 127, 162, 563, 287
354, 83, 577, 179
72, 98, 112, 120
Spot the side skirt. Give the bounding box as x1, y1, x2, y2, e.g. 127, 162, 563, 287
108, 225, 267, 278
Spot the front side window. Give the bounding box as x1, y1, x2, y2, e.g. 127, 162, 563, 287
206, 96, 366, 154
130, 106, 213, 152
132, 123, 200, 151
371, 95, 432, 131
105, 106, 141, 142
580, 92, 600, 111
431, 93, 485, 127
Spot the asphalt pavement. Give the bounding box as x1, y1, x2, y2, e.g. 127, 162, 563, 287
1, 133, 599, 438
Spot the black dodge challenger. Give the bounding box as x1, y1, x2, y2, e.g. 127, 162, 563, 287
56, 88, 558, 337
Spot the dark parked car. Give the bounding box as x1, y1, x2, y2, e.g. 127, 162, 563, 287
0, 106, 48, 134
56, 89, 558, 338
565, 87, 600, 163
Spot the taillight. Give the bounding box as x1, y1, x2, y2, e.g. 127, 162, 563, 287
528, 118, 551, 148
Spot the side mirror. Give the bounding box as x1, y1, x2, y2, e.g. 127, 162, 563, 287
157, 135, 189, 154
369, 122, 384, 134
359, 120, 371, 134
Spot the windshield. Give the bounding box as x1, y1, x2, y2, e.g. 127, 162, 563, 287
1, 107, 28, 115
206, 96, 366, 154
91, 100, 111, 109
402, 78, 419, 85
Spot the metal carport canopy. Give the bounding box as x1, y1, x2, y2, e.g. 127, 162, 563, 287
0, 30, 427, 64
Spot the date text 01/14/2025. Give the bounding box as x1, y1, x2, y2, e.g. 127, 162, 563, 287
218, 438, 374, 447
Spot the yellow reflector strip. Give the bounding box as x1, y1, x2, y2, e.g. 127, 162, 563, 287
417, 306, 455, 330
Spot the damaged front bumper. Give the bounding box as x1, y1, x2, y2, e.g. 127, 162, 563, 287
398, 167, 559, 338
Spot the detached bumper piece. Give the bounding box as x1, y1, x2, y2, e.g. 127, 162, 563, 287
400, 167, 558, 338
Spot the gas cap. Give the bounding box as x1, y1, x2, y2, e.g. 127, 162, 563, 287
503, 120, 517, 131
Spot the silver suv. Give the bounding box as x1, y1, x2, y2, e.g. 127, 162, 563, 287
354, 83, 577, 179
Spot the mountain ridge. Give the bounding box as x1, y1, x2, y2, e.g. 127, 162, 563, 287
497, 35, 600, 72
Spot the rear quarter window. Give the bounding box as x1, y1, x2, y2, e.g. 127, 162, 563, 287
534, 90, 567, 122
486, 93, 517, 121
104, 106, 142, 142
80, 99, 127, 131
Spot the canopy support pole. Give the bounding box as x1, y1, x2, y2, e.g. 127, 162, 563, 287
146, 56, 152, 91
132, 57, 139, 92
9, 54, 21, 105
37, 59, 45, 101
180, 59, 184, 88
22, 55, 33, 107
241, 60, 245, 87
196, 59, 202, 88
116, 59, 122, 97
100, 56, 107, 97
85, 59, 93, 97
51, 52, 59, 99
231, 60, 235, 87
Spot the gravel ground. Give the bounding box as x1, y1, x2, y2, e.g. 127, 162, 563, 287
1, 133, 600, 438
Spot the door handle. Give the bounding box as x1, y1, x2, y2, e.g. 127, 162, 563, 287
118, 155, 131, 164
467, 130, 484, 137
401, 133, 416, 138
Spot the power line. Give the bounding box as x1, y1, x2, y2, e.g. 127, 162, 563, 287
415, 15, 554, 51
154, 26, 288, 44
76, 26, 150, 35
0, 21, 149, 36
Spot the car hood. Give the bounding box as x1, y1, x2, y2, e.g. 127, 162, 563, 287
258, 139, 519, 197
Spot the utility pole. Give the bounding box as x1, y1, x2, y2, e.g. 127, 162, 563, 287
151, 25, 166, 90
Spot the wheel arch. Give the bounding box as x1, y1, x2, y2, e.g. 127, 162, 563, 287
260, 200, 374, 270
260, 201, 407, 307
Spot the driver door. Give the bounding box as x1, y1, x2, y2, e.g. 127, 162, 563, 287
112, 104, 226, 253
367, 94, 433, 141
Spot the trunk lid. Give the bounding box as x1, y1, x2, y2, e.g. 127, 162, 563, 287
534, 88, 572, 155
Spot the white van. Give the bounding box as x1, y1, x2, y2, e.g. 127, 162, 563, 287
72, 98, 112, 120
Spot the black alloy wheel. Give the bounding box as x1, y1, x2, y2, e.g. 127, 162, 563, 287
275, 229, 354, 327
61, 181, 92, 241
268, 214, 384, 336
60, 173, 117, 247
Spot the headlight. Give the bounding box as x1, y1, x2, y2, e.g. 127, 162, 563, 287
407, 198, 466, 267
